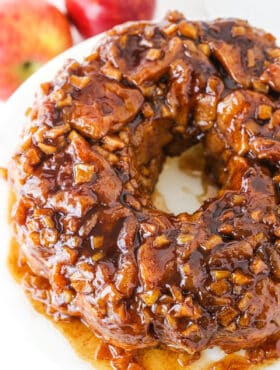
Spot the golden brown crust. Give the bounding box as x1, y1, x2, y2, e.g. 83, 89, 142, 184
9, 10, 280, 356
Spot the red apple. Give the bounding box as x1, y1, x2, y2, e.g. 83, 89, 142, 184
66, 0, 156, 38
0, 0, 73, 100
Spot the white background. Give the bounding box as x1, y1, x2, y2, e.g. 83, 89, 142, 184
0, 1, 280, 369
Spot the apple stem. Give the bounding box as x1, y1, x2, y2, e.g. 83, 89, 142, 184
18, 61, 42, 83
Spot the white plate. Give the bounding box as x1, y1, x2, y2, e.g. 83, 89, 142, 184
0, 1, 280, 369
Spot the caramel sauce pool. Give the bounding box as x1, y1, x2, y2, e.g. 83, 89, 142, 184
6, 153, 280, 370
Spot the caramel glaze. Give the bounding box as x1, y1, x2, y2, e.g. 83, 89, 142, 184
8, 205, 280, 369
6, 238, 210, 369
7, 9, 280, 369
8, 238, 111, 369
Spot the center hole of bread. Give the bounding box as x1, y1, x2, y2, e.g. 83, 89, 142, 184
152, 144, 218, 215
